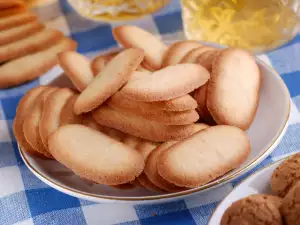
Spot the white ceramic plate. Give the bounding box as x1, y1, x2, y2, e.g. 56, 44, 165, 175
19, 43, 290, 204
207, 155, 293, 225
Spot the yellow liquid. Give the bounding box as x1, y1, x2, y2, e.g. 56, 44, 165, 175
68, 0, 170, 21
181, 0, 299, 52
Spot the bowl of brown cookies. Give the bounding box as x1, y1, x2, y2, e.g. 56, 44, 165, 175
15, 25, 290, 204
208, 153, 300, 225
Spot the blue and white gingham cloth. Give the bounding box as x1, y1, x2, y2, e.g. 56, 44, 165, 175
1, 0, 300, 224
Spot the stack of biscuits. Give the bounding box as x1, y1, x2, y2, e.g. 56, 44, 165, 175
14, 25, 261, 193
221, 153, 300, 225
0, 0, 77, 88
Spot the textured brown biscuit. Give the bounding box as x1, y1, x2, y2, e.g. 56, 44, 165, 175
144, 141, 188, 192
162, 41, 201, 67
0, 38, 77, 88
196, 50, 220, 72
136, 140, 159, 161
113, 25, 167, 70
0, 5, 27, 18
150, 95, 198, 112
137, 173, 166, 193
194, 84, 216, 125
120, 64, 210, 102
0, 0, 25, 10
122, 134, 141, 149
40, 88, 74, 151
92, 105, 202, 142
23, 87, 58, 158
0, 12, 37, 31
107, 92, 199, 125
48, 124, 145, 185
0, 28, 64, 63
0, 21, 44, 46
74, 48, 144, 115
91, 51, 120, 75
158, 125, 250, 187
280, 181, 300, 225
58, 51, 94, 92
180, 46, 216, 63
207, 48, 261, 130
60, 95, 84, 126
13, 86, 47, 156
271, 153, 300, 197
221, 194, 283, 225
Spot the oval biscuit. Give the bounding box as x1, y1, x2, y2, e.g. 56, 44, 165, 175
39, 88, 74, 150
162, 40, 202, 66
58, 51, 94, 92
13, 86, 47, 156
112, 25, 167, 70
120, 64, 210, 102
180, 46, 215, 63
92, 105, 202, 142
207, 48, 260, 130
48, 124, 145, 185
23, 87, 58, 158
74, 48, 144, 115
158, 125, 250, 187
107, 92, 199, 125
144, 141, 188, 192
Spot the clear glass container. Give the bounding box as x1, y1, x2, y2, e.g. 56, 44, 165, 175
68, 0, 170, 21
181, 0, 300, 52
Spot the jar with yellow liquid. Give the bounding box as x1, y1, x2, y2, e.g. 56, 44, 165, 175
181, 0, 300, 52
68, 0, 170, 21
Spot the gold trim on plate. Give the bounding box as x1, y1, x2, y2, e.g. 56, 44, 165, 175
19, 51, 291, 202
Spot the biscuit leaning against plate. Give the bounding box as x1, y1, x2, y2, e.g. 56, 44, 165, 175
13, 86, 47, 156
48, 124, 145, 185
73, 48, 144, 115
207, 48, 261, 130
112, 25, 167, 70
23, 87, 58, 158
158, 125, 250, 187
119, 64, 210, 102
39, 88, 74, 151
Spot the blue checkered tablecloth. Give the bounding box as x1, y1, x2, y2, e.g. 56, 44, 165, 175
1, 0, 300, 224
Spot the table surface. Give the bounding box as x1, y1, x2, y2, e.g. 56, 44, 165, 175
1, 1, 300, 225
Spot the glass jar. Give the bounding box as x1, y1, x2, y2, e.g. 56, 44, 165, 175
181, 0, 300, 52
68, 0, 170, 21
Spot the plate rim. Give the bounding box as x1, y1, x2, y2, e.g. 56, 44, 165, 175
18, 46, 291, 202
207, 153, 297, 224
